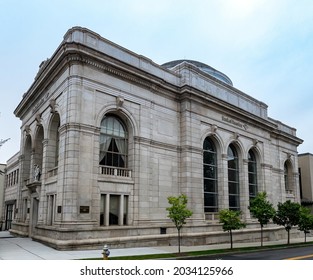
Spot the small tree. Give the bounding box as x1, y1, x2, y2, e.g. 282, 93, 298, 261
298, 206, 313, 243
273, 200, 301, 245
248, 192, 276, 246
219, 209, 246, 249
166, 194, 193, 254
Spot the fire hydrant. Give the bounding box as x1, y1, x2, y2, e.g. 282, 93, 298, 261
102, 244, 110, 260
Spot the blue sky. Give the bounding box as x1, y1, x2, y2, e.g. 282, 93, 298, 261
1, 0, 313, 163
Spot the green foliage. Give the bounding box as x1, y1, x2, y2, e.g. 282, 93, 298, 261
219, 209, 246, 249
219, 209, 246, 232
166, 194, 193, 253
166, 194, 193, 231
249, 192, 276, 227
273, 200, 301, 230
273, 200, 301, 245
298, 206, 313, 242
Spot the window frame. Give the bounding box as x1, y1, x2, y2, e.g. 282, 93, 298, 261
203, 137, 218, 213
248, 150, 258, 202
99, 115, 128, 168
227, 144, 240, 211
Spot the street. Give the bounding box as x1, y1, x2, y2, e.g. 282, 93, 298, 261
183, 245, 313, 260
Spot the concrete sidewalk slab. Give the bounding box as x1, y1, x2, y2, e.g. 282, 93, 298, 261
1, 230, 312, 260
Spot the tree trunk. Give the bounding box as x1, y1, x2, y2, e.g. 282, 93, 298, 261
230, 229, 233, 249
178, 229, 181, 254
287, 229, 290, 245
261, 225, 264, 247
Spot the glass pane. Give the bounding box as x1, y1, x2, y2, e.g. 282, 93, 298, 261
228, 182, 238, 195
248, 150, 255, 161
203, 137, 218, 215
203, 165, 216, 179
109, 195, 119, 225
203, 151, 215, 165
204, 179, 216, 193
228, 158, 237, 169
123, 196, 128, 225
204, 193, 217, 207
249, 185, 257, 197
248, 161, 256, 173
203, 138, 215, 151
101, 116, 127, 137
229, 195, 239, 209
228, 169, 238, 182
227, 145, 235, 158
100, 115, 128, 167
248, 173, 256, 184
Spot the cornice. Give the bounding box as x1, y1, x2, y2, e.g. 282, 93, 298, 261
179, 86, 276, 132
134, 136, 179, 152
59, 122, 99, 136
269, 129, 303, 146
15, 42, 179, 118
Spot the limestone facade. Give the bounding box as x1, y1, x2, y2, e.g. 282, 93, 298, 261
8, 27, 303, 249
2, 153, 19, 231
299, 153, 313, 212
0, 163, 6, 230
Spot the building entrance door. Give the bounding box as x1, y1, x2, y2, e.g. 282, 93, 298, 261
5, 204, 14, 230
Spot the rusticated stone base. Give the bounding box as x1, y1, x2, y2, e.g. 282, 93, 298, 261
10, 222, 303, 251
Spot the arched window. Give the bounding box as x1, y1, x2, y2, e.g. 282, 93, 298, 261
34, 126, 44, 178
47, 113, 60, 172
248, 150, 258, 202
99, 115, 128, 168
284, 161, 291, 191
203, 137, 218, 213
23, 135, 32, 181
228, 144, 240, 211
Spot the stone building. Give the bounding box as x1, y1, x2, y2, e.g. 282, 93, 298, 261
299, 153, 313, 212
2, 153, 19, 231
9, 27, 303, 249
0, 163, 6, 230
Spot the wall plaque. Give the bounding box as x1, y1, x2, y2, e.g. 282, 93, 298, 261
80, 206, 90, 214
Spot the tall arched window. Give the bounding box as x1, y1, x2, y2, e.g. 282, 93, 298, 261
248, 150, 258, 202
99, 115, 128, 168
203, 137, 218, 213
228, 144, 240, 211
34, 126, 44, 174
47, 113, 60, 172
284, 161, 291, 191
23, 135, 32, 181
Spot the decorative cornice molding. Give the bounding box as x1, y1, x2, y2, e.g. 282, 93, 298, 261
62, 51, 178, 100
134, 136, 180, 152
59, 122, 99, 135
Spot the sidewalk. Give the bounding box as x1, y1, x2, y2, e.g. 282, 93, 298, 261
0, 230, 312, 260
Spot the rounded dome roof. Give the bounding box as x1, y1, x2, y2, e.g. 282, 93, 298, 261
162, 60, 233, 86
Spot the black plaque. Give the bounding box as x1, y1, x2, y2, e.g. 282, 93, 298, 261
80, 206, 90, 213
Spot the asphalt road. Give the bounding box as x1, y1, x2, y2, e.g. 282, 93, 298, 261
183, 245, 313, 260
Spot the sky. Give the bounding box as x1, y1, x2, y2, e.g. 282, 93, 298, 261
0, 0, 312, 163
